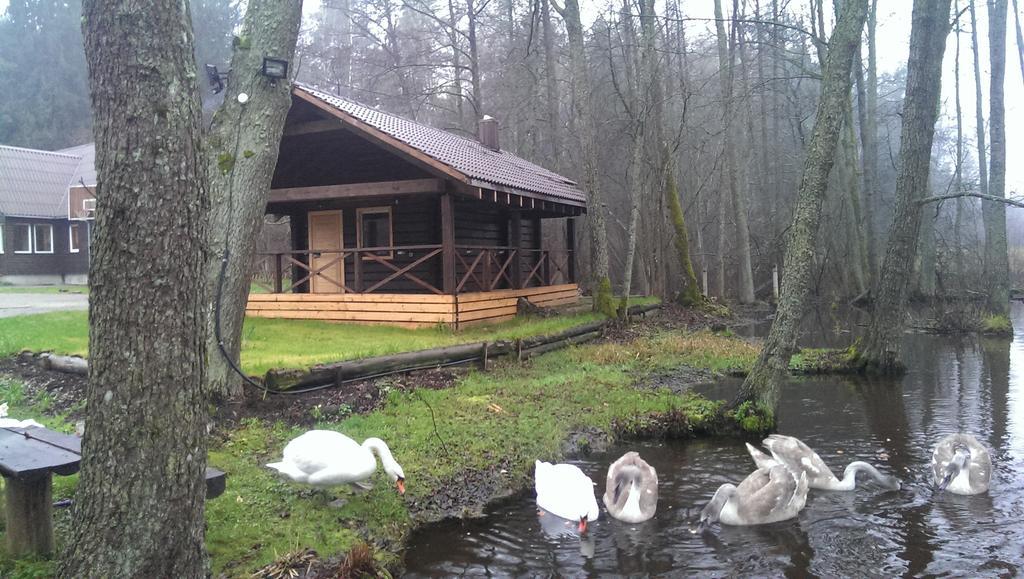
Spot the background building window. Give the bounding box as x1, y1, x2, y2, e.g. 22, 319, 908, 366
13, 224, 31, 253
69, 223, 81, 253
0, 225, 4, 253
357, 207, 393, 258
34, 224, 53, 254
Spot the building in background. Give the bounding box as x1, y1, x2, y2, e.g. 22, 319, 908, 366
0, 144, 95, 285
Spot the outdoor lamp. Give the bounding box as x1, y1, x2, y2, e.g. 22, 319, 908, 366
261, 57, 289, 81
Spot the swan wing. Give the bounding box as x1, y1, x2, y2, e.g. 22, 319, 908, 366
278, 430, 375, 485
933, 433, 992, 491
734, 465, 800, 524
603, 452, 658, 521
764, 434, 836, 485
535, 461, 599, 521
745, 442, 777, 470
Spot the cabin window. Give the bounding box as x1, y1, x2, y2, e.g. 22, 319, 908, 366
69, 223, 81, 253
13, 224, 32, 253
34, 224, 53, 254
357, 207, 393, 259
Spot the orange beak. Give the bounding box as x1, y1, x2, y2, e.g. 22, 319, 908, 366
396, 478, 406, 495
578, 517, 588, 534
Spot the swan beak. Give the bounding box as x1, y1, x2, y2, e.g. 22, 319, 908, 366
578, 517, 588, 534
396, 478, 406, 495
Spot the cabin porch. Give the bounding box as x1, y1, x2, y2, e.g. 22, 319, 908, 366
246, 191, 580, 328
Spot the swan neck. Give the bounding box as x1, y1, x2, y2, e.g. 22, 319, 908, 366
703, 484, 736, 522
363, 438, 394, 464
842, 461, 888, 489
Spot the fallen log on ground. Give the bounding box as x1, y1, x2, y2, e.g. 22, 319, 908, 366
37, 353, 88, 376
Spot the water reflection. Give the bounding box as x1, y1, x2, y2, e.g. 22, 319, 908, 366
403, 305, 1024, 577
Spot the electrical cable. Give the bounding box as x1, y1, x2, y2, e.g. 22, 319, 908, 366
214, 74, 273, 395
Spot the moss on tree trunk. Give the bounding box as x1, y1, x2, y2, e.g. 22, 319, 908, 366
733, 0, 870, 418
666, 171, 702, 306
204, 0, 304, 400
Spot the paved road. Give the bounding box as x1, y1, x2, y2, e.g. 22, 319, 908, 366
0, 293, 89, 318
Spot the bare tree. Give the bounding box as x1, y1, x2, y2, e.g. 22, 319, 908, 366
713, 0, 756, 303
985, 0, 1010, 315
735, 0, 870, 417
554, 0, 615, 315
858, 0, 955, 372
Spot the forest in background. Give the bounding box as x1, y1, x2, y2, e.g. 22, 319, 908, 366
1, 0, 1023, 304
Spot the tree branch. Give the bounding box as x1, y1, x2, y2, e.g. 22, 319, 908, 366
918, 191, 1024, 208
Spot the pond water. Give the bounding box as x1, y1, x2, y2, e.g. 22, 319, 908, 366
402, 305, 1024, 577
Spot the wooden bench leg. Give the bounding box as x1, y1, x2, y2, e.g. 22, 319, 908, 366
4, 473, 53, 557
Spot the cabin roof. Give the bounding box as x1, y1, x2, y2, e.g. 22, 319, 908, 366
58, 142, 97, 188
294, 84, 587, 208
0, 145, 81, 219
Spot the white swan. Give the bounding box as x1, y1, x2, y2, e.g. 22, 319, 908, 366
699, 464, 809, 529
746, 434, 901, 491
932, 433, 991, 495
267, 430, 406, 494
535, 460, 600, 533
603, 451, 658, 523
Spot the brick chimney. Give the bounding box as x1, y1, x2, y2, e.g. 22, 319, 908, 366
478, 115, 499, 151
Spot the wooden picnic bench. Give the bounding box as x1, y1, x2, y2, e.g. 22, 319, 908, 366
0, 426, 226, 557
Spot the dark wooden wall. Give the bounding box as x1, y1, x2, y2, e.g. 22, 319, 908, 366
0, 217, 90, 281
272, 100, 433, 190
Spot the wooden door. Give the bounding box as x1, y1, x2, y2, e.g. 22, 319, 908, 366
307, 210, 344, 293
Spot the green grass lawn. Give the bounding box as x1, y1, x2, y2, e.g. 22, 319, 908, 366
0, 285, 88, 294
0, 326, 747, 577
0, 307, 627, 375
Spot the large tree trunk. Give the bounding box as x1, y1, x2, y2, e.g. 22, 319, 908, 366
204, 0, 304, 400
854, 0, 880, 281
713, 0, 756, 303
858, 0, 954, 373
60, 0, 211, 575
322, 0, 352, 96
1013, 0, 1024, 90
970, 0, 992, 290
558, 0, 615, 316
985, 0, 1010, 316
541, 0, 560, 168
617, 0, 646, 316
841, 99, 868, 296
734, 0, 869, 416
954, 5, 965, 285
666, 169, 702, 304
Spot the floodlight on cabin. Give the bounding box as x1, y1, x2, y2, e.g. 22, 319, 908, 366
205, 64, 228, 94
261, 57, 289, 82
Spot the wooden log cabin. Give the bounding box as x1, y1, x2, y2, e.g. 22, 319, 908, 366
246, 84, 586, 328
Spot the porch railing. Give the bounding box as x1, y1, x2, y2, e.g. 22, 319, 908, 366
251, 244, 574, 295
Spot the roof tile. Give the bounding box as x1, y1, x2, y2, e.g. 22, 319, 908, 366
296, 84, 587, 207
0, 145, 82, 219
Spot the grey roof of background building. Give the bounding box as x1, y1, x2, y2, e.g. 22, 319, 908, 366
296, 84, 587, 207
0, 145, 81, 219
58, 143, 97, 187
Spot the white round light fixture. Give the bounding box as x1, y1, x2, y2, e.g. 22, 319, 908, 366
237, 92, 250, 104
